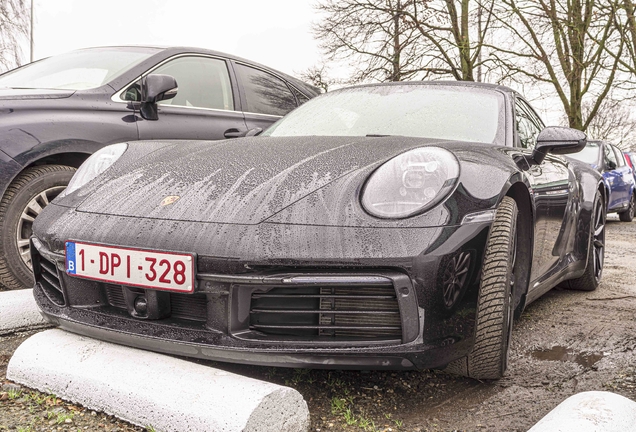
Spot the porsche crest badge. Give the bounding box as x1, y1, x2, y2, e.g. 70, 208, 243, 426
160, 195, 180, 206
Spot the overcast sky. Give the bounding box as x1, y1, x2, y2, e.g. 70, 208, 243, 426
25, 0, 574, 125
29, 0, 322, 77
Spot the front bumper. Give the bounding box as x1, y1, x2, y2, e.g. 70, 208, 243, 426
31, 205, 492, 370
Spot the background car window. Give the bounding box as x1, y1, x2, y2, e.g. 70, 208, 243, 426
605, 144, 618, 167
152, 56, 234, 111
568, 141, 601, 164
613, 146, 626, 167
290, 86, 310, 105
0, 47, 159, 91
235, 63, 297, 116
515, 99, 543, 149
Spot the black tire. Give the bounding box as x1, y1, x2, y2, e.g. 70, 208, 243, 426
444, 196, 518, 380
563, 192, 606, 291
0, 165, 76, 290
619, 193, 634, 222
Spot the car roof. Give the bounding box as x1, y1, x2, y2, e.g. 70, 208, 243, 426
337, 80, 517, 94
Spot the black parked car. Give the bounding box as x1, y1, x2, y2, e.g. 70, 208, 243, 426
32, 82, 604, 379
0, 46, 319, 289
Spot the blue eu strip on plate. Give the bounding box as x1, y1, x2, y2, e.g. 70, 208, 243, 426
66, 241, 76, 275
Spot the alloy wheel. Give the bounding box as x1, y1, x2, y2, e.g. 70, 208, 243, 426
442, 251, 471, 309
592, 198, 605, 283
16, 186, 66, 269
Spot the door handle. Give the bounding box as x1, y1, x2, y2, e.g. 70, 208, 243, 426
224, 128, 246, 139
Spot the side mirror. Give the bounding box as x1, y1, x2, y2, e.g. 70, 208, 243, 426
606, 160, 617, 171
531, 126, 587, 165
140, 74, 178, 121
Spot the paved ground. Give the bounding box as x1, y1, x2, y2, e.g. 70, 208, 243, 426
1, 215, 635, 431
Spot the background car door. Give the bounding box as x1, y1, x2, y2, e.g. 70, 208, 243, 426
515, 98, 574, 284
135, 55, 248, 140
610, 145, 632, 208
233, 62, 304, 132
603, 144, 625, 210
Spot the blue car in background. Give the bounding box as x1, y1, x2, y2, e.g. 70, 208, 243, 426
624, 151, 636, 184
568, 140, 635, 222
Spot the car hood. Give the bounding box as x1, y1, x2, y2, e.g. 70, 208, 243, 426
0, 88, 75, 100
75, 136, 459, 224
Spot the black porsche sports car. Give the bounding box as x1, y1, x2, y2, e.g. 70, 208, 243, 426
31, 82, 605, 379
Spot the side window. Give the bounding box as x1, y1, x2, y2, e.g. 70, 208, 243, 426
605, 144, 618, 168
613, 146, 626, 167
123, 81, 142, 102
290, 86, 310, 106
152, 56, 234, 111
235, 63, 297, 116
515, 99, 544, 149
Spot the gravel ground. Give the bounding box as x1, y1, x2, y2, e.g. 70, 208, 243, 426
1, 215, 635, 431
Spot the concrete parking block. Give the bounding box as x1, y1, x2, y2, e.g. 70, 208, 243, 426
7, 329, 310, 432
528, 391, 636, 431
0, 289, 51, 335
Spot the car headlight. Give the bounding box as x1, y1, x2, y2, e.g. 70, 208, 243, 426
59, 143, 128, 197
361, 147, 460, 219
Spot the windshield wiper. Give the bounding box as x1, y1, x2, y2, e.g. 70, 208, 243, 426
366, 134, 391, 137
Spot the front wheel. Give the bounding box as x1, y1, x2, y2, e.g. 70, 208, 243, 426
619, 193, 634, 222
0, 165, 76, 290
445, 196, 518, 380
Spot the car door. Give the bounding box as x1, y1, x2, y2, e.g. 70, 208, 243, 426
603, 144, 624, 210
515, 97, 574, 284
232, 62, 302, 132
134, 55, 249, 141
610, 145, 632, 208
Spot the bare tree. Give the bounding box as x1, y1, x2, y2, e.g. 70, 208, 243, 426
491, 0, 624, 131
313, 0, 427, 83
607, 0, 636, 83
400, 0, 496, 81
0, 0, 29, 72
313, 0, 495, 83
298, 64, 332, 92
581, 98, 636, 150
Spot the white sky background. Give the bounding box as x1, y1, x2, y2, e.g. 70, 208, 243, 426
23, 0, 576, 127
28, 0, 322, 78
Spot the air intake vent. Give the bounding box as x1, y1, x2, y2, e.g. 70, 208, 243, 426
170, 292, 207, 322
36, 255, 64, 306
104, 284, 207, 322
249, 285, 402, 341
104, 284, 126, 309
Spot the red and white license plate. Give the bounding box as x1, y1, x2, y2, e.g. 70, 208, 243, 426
65, 241, 195, 293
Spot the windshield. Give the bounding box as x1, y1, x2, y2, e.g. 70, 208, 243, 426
568, 142, 601, 165
0, 47, 160, 91
263, 84, 506, 144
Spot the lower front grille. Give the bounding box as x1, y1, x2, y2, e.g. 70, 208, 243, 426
105, 284, 126, 308
170, 292, 207, 321
35, 255, 64, 306
249, 285, 402, 341
104, 284, 207, 322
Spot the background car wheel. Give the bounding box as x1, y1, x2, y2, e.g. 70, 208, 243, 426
0, 165, 76, 290
618, 193, 634, 222
444, 196, 518, 380
563, 192, 606, 291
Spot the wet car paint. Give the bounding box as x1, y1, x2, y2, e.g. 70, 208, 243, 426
31, 82, 604, 370
0, 46, 319, 199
